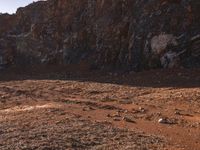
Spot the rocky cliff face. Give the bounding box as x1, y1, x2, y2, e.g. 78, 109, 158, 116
0, 0, 199, 71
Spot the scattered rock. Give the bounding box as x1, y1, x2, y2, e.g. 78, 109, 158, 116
113, 117, 121, 122
139, 107, 146, 113
174, 111, 181, 115
132, 107, 147, 114
160, 51, 179, 68
82, 106, 95, 111
123, 117, 136, 123
0, 95, 6, 99
158, 118, 168, 124
107, 112, 121, 118
118, 99, 133, 104
158, 118, 176, 125
124, 110, 129, 113
113, 113, 121, 118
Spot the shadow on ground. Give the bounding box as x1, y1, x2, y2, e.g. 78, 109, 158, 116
0, 66, 200, 88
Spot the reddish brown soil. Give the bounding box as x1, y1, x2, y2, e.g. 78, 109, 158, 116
0, 68, 200, 150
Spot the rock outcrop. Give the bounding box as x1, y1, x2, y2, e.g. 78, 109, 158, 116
0, 0, 199, 71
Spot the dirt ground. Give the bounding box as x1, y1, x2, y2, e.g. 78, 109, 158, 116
0, 68, 200, 150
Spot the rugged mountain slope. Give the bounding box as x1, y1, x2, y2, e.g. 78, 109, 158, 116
0, 0, 199, 71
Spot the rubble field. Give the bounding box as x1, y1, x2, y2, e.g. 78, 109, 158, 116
0, 68, 200, 150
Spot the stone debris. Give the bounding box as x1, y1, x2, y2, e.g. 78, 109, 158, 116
160, 51, 179, 68
158, 118, 168, 124
0, 70, 199, 149
118, 99, 133, 104
82, 106, 95, 111
107, 112, 121, 118
132, 107, 147, 114
0, 112, 165, 150
113, 117, 121, 122
123, 116, 136, 123
158, 118, 177, 125
138, 107, 146, 113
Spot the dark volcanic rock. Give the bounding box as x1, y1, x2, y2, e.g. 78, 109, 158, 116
0, 0, 199, 71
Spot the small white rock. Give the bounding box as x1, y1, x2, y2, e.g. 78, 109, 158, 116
158, 118, 167, 124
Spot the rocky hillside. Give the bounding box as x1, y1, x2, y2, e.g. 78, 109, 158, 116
0, 0, 199, 71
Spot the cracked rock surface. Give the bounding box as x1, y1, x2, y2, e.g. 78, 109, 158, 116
0, 0, 199, 70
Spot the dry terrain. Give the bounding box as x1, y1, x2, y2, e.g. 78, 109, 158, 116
0, 68, 200, 150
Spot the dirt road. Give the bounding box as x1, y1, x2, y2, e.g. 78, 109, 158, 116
0, 68, 200, 150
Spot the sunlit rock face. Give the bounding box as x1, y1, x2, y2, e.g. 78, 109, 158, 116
0, 0, 199, 70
